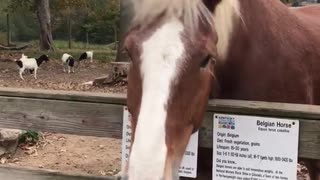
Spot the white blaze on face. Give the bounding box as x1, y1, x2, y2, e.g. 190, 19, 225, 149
128, 18, 185, 180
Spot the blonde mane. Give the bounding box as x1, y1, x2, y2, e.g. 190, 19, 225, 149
129, 0, 215, 33
129, 0, 243, 60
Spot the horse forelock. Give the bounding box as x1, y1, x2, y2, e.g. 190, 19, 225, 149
129, 0, 242, 60
129, 0, 215, 34
213, 0, 242, 60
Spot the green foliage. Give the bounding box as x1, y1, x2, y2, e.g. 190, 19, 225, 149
0, 0, 120, 45
19, 130, 40, 145
52, 40, 113, 50
0, 0, 38, 42
10, 7, 39, 41
3, 40, 117, 62
0, 32, 6, 43
7, 0, 35, 12
0, 0, 9, 32
52, 0, 120, 44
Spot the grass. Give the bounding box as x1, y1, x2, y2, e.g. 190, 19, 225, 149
26, 49, 117, 63
53, 40, 117, 50
32, 40, 117, 62
1, 40, 118, 62
0, 32, 7, 43
18, 130, 40, 145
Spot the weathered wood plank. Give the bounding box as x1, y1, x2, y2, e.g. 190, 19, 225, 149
207, 99, 320, 120
0, 96, 123, 138
0, 165, 115, 180
0, 88, 320, 159
2, 88, 320, 120
0, 87, 126, 105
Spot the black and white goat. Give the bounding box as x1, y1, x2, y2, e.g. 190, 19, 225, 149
78, 51, 93, 63
16, 54, 49, 80
61, 53, 75, 73
21, 53, 28, 59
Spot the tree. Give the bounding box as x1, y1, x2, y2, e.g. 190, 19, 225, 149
6, 14, 11, 46
116, 0, 133, 62
50, 0, 87, 49
7, 0, 54, 50
4, 0, 120, 47
37, 0, 54, 50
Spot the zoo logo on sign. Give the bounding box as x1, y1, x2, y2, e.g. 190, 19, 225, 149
217, 115, 235, 130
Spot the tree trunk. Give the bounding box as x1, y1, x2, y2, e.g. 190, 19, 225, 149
86, 31, 89, 49
6, 14, 11, 46
113, 24, 118, 50
115, 0, 133, 62
36, 0, 54, 51
68, 16, 72, 49
92, 62, 130, 86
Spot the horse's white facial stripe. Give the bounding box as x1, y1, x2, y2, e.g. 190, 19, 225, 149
128, 18, 185, 180
213, 0, 240, 60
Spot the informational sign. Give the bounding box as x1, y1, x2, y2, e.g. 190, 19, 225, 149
178, 130, 199, 178
121, 106, 199, 178
213, 114, 299, 180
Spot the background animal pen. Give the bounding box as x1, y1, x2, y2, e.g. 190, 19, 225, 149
0, 87, 319, 179
0, 0, 119, 61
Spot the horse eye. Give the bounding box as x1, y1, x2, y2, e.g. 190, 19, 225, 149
200, 55, 211, 68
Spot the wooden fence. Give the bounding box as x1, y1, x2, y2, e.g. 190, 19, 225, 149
0, 87, 319, 179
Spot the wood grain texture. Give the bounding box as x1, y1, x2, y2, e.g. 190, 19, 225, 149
0, 87, 126, 105
0, 165, 115, 180
0, 96, 123, 138
1, 88, 320, 120
0, 88, 320, 159
207, 99, 320, 120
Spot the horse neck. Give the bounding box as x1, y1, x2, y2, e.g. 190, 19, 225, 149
220, 0, 310, 62
213, 0, 315, 98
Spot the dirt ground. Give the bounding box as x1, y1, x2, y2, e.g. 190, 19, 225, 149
0, 57, 124, 177
0, 57, 312, 179
2, 132, 122, 177
0, 58, 127, 93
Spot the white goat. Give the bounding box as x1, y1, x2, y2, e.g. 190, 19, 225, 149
21, 53, 28, 59
61, 53, 75, 73
78, 51, 94, 63
16, 54, 49, 80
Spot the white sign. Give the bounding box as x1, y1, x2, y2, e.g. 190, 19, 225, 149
213, 114, 299, 180
178, 130, 199, 178
121, 106, 199, 178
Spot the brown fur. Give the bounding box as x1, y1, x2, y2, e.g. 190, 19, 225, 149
213, 1, 320, 180
124, 0, 320, 179
124, 12, 217, 178
216, 1, 320, 104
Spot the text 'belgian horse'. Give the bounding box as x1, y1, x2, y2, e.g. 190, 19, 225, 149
123, 0, 320, 179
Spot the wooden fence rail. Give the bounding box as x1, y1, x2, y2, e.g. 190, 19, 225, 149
0, 87, 319, 179
0, 165, 114, 180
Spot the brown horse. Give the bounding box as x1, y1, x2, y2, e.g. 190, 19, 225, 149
122, 0, 320, 179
